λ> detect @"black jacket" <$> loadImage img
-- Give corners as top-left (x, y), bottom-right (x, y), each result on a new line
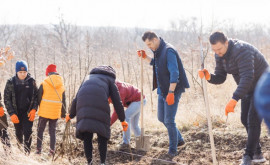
top-left (69, 66), bottom-right (125, 139)
top-left (209, 39), bottom-right (269, 101)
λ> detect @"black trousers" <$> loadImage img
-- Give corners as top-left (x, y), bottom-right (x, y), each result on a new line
top-left (241, 93), bottom-right (262, 158)
top-left (83, 132), bottom-right (108, 164)
top-left (37, 116), bottom-right (58, 152)
top-left (14, 113), bottom-right (33, 153)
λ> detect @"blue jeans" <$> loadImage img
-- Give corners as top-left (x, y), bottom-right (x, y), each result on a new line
top-left (123, 99), bottom-right (146, 144)
top-left (158, 93), bottom-right (183, 153)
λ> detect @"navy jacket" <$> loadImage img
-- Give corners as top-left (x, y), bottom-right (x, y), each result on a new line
top-left (151, 38), bottom-right (189, 96)
top-left (69, 66), bottom-right (125, 139)
top-left (209, 39), bottom-right (269, 101)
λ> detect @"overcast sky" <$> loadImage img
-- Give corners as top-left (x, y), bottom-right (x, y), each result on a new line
top-left (0, 0), bottom-right (269, 29)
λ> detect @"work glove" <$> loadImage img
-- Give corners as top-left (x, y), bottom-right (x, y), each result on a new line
top-left (108, 97), bottom-right (112, 104)
top-left (166, 93), bottom-right (175, 105)
top-left (225, 99), bottom-right (237, 116)
top-left (28, 109), bottom-right (36, 121)
top-left (198, 69), bottom-right (211, 80)
top-left (0, 107), bottom-right (4, 117)
top-left (65, 114), bottom-right (71, 123)
top-left (11, 114), bottom-right (19, 124)
top-left (137, 50), bottom-right (147, 59)
top-left (121, 121), bottom-right (128, 132)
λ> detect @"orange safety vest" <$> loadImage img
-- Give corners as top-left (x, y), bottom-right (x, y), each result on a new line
top-left (38, 75), bottom-right (65, 119)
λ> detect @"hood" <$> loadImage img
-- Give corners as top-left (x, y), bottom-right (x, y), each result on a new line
top-left (44, 75), bottom-right (64, 89)
top-left (90, 65), bottom-right (116, 79)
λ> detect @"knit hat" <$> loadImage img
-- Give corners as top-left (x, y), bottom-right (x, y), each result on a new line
top-left (46, 64), bottom-right (57, 76)
top-left (16, 60), bottom-right (28, 72)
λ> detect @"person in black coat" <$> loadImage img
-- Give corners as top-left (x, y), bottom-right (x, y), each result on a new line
top-left (66, 65), bottom-right (128, 165)
top-left (198, 31), bottom-right (268, 165)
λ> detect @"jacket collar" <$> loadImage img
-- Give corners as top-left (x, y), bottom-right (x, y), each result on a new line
top-left (153, 37), bottom-right (165, 57)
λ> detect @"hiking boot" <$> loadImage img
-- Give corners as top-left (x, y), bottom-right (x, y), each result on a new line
top-left (240, 155), bottom-right (253, 165)
top-left (178, 140), bottom-right (185, 147)
top-left (252, 152), bottom-right (266, 163)
top-left (117, 143), bottom-right (130, 150)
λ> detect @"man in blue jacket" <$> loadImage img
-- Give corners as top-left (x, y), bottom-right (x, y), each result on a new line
top-left (198, 31), bottom-right (268, 165)
top-left (137, 31), bottom-right (190, 156)
top-left (255, 67), bottom-right (270, 131)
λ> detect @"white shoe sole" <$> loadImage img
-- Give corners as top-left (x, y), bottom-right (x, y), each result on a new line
top-left (252, 158), bottom-right (266, 163)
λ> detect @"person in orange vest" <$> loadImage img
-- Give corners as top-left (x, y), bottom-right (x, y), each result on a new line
top-left (36, 64), bottom-right (66, 156)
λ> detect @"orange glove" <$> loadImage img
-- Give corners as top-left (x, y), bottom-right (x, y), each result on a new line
top-left (166, 93), bottom-right (175, 105)
top-left (108, 97), bottom-right (112, 104)
top-left (11, 114), bottom-right (19, 124)
top-left (225, 99), bottom-right (237, 116)
top-left (0, 107), bottom-right (4, 117)
top-left (137, 50), bottom-right (147, 59)
top-left (198, 69), bottom-right (211, 80)
top-left (121, 121), bottom-right (128, 132)
top-left (65, 114), bottom-right (71, 123)
top-left (28, 109), bottom-right (36, 121)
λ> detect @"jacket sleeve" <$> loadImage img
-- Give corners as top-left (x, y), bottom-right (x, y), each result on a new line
top-left (110, 109), bottom-right (118, 126)
top-left (110, 81), bottom-right (125, 122)
top-left (232, 50), bottom-right (255, 101)
top-left (208, 55), bottom-right (227, 84)
top-left (31, 80), bottom-right (39, 111)
top-left (69, 97), bottom-right (77, 119)
top-left (61, 91), bottom-right (66, 118)
top-left (4, 80), bottom-right (16, 116)
top-left (167, 49), bottom-right (179, 83)
top-left (37, 84), bottom-right (43, 106)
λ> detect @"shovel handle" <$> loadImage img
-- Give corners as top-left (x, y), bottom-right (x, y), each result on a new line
top-left (140, 51), bottom-right (144, 135)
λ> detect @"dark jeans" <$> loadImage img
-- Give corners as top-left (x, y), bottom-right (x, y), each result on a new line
top-left (241, 93), bottom-right (262, 158)
top-left (0, 128), bottom-right (10, 148)
top-left (14, 113), bottom-right (33, 153)
top-left (83, 132), bottom-right (108, 164)
top-left (37, 116), bottom-right (58, 152)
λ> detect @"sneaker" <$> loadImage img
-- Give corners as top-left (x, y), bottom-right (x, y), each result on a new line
top-left (117, 143), bottom-right (130, 150)
top-left (48, 149), bottom-right (55, 157)
top-left (178, 140), bottom-right (185, 147)
top-left (252, 152), bottom-right (266, 163)
top-left (167, 150), bottom-right (178, 157)
top-left (240, 155), bottom-right (253, 165)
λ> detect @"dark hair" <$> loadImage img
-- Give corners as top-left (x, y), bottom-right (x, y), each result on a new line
top-left (142, 31), bottom-right (158, 41)
top-left (209, 31), bottom-right (228, 44)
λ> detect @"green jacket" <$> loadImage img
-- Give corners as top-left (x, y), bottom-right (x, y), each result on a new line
top-left (4, 74), bottom-right (38, 116)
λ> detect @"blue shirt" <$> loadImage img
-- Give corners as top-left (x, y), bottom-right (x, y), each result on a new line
top-left (150, 49), bottom-right (179, 94)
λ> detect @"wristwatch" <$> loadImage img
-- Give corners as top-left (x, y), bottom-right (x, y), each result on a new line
top-left (168, 90), bottom-right (174, 93)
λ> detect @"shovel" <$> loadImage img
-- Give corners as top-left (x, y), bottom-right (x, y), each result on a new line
top-left (135, 50), bottom-right (151, 151)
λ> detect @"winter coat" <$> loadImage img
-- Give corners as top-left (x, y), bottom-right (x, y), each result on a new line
top-left (110, 81), bottom-right (144, 125)
top-left (209, 39), bottom-right (269, 101)
top-left (0, 92), bottom-right (8, 130)
top-left (255, 67), bottom-right (270, 129)
top-left (69, 66), bottom-right (125, 139)
top-left (38, 73), bottom-right (66, 119)
top-left (4, 74), bottom-right (38, 116)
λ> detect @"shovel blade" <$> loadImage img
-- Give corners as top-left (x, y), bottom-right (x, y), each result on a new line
top-left (135, 135), bottom-right (151, 151)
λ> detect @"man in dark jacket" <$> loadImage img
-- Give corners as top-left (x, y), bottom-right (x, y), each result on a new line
top-left (66, 65), bottom-right (128, 165)
top-left (4, 60), bottom-right (38, 154)
top-left (137, 31), bottom-right (190, 156)
top-left (198, 31), bottom-right (268, 165)
top-left (0, 92), bottom-right (10, 149)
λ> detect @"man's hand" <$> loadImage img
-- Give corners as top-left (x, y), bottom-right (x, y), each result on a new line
top-left (225, 99), bottom-right (237, 116)
top-left (198, 69), bottom-right (211, 80)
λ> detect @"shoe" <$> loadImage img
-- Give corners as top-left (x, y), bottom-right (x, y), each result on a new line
top-left (35, 149), bottom-right (41, 155)
top-left (252, 152), bottom-right (266, 163)
top-left (167, 150), bottom-right (177, 157)
top-left (178, 140), bottom-right (185, 147)
top-left (48, 149), bottom-right (55, 157)
top-left (117, 143), bottom-right (130, 150)
top-left (240, 155), bottom-right (253, 165)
